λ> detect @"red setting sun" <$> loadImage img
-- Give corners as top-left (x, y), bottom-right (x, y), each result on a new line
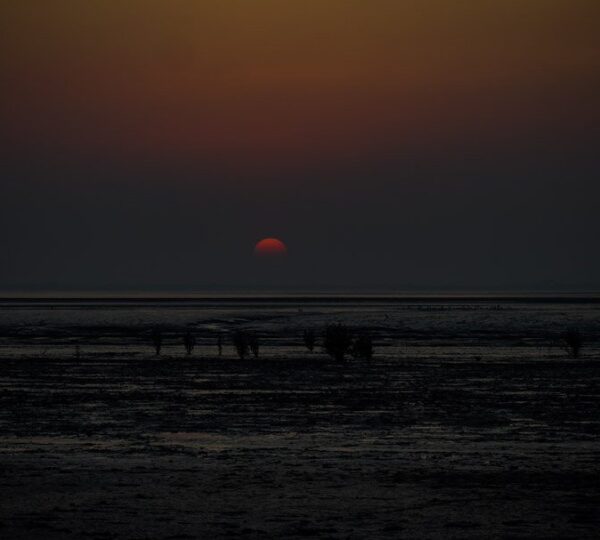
top-left (254, 238), bottom-right (288, 256)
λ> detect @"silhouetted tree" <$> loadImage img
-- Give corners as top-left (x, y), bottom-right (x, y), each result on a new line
top-left (561, 327), bottom-right (583, 358)
top-left (183, 331), bottom-right (196, 355)
top-left (151, 327), bottom-right (163, 356)
top-left (352, 333), bottom-right (373, 360)
top-left (303, 329), bottom-right (316, 352)
top-left (249, 333), bottom-right (260, 358)
top-left (323, 324), bottom-right (353, 361)
top-left (232, 330), bottom-right (249, 359)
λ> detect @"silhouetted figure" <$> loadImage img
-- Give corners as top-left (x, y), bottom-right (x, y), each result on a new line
top-left (151, 327), bottom-right (163, 356)
top-left (561, 327), bottom-right (583, 358)
top-left (183, 331), bottom-right (196, 355)
top-left (303, 329), bottom-right (316, 352)
top-left (323, 324), bottom-right (353, 361)
top-left (352, 333), bottom-right (373, 360)
top-left (232, 330), bottom-right (249, 359)
top-left (217, 334), bottom-right (223, 356)
top-left (249, 333), bottom-right (260, 358)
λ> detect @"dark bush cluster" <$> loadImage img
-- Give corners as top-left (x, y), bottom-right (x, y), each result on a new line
top-left (183, 331), bottom-right (196, 355)
top-left (323, 324), bottom-right (353, 361)
top-left (151, 327), bottom-right (163, 356)
top-left (146, 324), bottom-right (375, 360)
top-left (323, 324), bottom-right (374, 361)
top-left (561, 327), bottom-right (583, 358)
top-left (217, 333), bottom-right (223, 356)
top-left (232, 330), bottom-right (249, 359)
top-left (352, 333), bottom-right (373, 360)
top-left (248, 333), bottom-right (260, 358)
top-left (303, 329), bottom-right (316, 352)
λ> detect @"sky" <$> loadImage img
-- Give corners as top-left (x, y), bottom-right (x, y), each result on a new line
top-left (1, 1), bottom-right (599, 293)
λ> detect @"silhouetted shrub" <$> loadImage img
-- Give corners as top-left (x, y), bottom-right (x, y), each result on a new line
top-left (323, 324), bottom-right (353, 361)
top-left (561, 327), bottom-right (583, 358)
top-left (352, 333), bottom-right (373, 360)
top-left (232, 331), bottom-right (249, 359)
top-left (303, 329), bottom-right (316, 352)
top-left (151, 327), bottom-right (163, 356)
top-left (183, 331), bottom-right (196, 355)
top-left (248, 333), bottom-right (260, 358)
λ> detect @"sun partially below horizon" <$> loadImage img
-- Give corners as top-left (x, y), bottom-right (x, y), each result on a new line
top-left (254, 238), bottom-right (288, 256)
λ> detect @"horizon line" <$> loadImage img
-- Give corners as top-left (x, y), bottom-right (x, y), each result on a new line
top-left (1, 290), bottom-right (600, 304)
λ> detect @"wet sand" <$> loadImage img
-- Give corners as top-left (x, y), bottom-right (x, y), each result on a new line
top-left (2, 353), bottom-right (599, 539)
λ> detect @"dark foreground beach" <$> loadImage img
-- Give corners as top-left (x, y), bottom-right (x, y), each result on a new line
top-left (1, 298), bottom-right (599, 538)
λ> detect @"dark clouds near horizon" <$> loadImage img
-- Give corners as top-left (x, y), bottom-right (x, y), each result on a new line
top-left (1, 1), bottom-right (599, 292)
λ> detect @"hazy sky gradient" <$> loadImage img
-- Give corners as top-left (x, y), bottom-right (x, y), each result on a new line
top-left (1, 1), bottom-right (599, 292)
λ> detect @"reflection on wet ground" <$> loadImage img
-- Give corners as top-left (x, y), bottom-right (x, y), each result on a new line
top-left (1, 355), bottom-right (599, 539)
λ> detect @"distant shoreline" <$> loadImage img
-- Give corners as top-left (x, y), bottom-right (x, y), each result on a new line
top-left (1, 295), bottom-right (600, 305)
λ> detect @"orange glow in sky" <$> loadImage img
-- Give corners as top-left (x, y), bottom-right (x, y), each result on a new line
top-left (2, 1), bottom-right (598, 174)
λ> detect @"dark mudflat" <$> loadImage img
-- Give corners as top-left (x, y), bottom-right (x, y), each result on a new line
top-left (1, 355), bottom-right (599, 539)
